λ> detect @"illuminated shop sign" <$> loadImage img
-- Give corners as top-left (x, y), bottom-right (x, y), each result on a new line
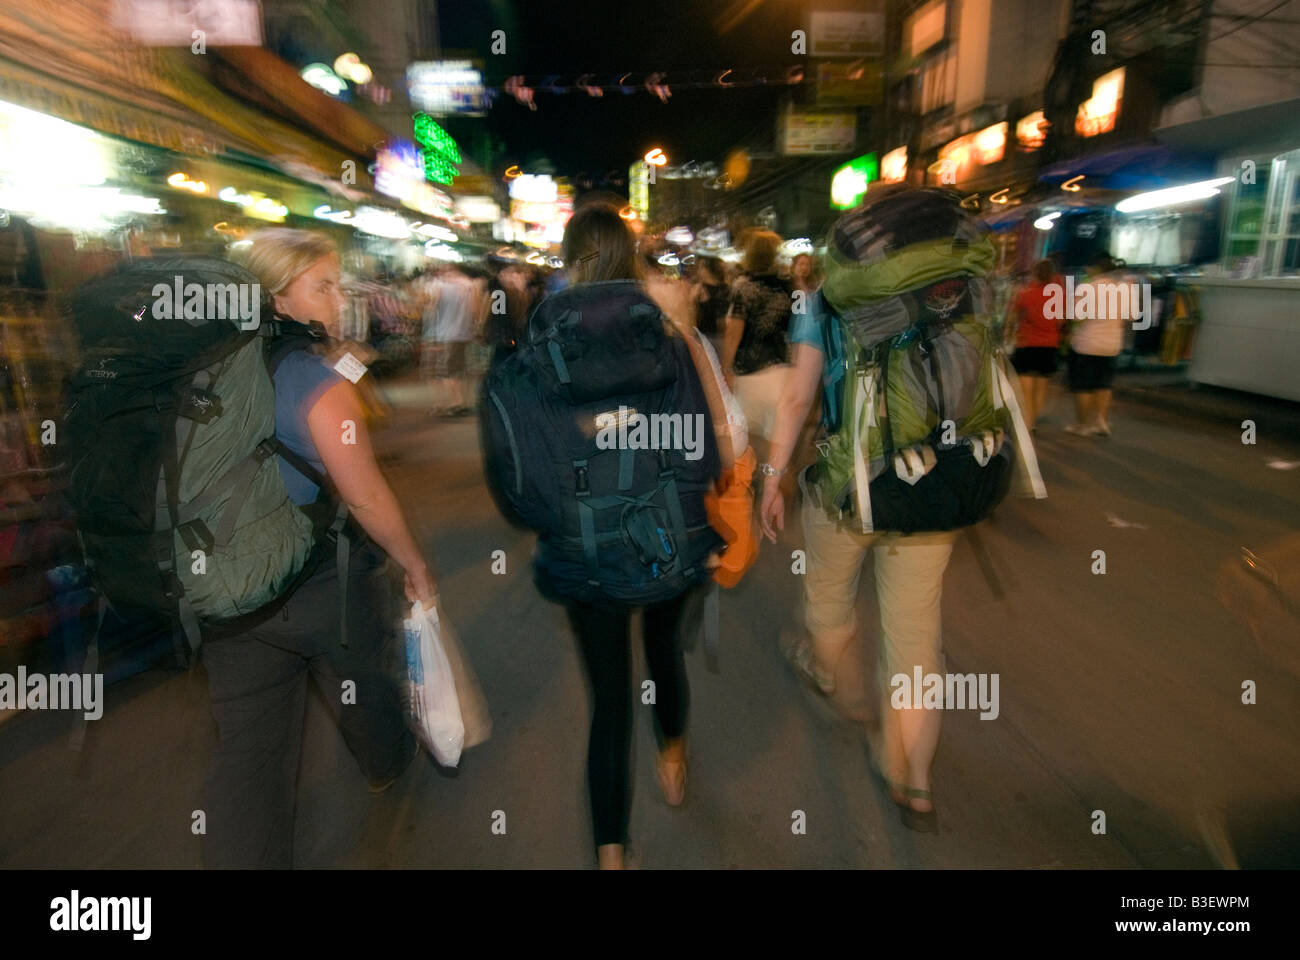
top-left (1016, 111), bottom-right (1048, 151)
top-left (629, 162), bottom-right (650, 220)
top-left (218, 186), bottom-right (288, 221)
top-left (167, 172), bottom-right (209, 194)
top-left (1076, 68), bottom-right (1124, 138)
top-left (880, 146), bottom-right (907, 184)
top-left (375, 141), bottom-right (454, 217)
top-left (408, 60), bottom-right (486, 116)
top-left (936, 122), bottom-right (1007, 184)
top-left (413, 112), bottom-right (462, 185)
top-left (830, 153), bottom-right (878, 209)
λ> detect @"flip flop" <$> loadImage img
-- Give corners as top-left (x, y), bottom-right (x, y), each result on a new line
top-left (899, 787), bottom-right (939, 834)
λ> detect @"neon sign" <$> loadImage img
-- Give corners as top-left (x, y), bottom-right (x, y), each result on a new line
top-left (413, 112), bottom-right (461, 185)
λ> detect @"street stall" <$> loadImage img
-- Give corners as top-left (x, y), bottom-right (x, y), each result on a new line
top-left (1155, 98), bottom-right (1300, 402)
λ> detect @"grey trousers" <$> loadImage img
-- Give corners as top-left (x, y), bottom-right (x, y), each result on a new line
top-left (200, 542), bottom-right (415, 868)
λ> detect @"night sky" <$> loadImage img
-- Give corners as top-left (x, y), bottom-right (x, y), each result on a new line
top-left (436, 0), bottom-right (806, 180)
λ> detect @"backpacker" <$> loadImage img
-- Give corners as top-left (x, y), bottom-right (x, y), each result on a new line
top-left (480, 280), bottom-right (725, 606)
top-left (63, 256), bottom-right (317, 655)
top-left (809, 186), bottom-right (1046, 533)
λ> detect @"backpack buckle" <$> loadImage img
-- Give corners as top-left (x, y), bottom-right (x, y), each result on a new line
top-left (656, 449), bottom-right (674, 478)
top-left (255, 438), bottom-right (279, 461)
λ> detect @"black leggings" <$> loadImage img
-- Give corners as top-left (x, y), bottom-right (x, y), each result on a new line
top-left (565, 591), bottom-right (691, 849)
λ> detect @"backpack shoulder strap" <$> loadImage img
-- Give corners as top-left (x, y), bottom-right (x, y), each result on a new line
top-left (263, 318), bottom-right (328, 377)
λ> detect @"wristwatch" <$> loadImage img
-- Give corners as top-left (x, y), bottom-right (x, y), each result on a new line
top-left (759, 462), bottom-right (786, 478)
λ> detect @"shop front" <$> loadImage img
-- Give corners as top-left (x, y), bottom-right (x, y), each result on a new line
top-left (1156, 100), bottom-right (1300, 401)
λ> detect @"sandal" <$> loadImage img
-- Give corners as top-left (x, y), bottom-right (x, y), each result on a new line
top-left (780, 630), bottom-right (835, 697)
top-left (899, 787), bottom-right (939, 834)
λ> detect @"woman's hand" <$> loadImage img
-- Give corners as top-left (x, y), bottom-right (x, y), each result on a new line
top-left (759, 475), bottom-right (786, 544)
top-left (404, 563), bottom-right (439, 609)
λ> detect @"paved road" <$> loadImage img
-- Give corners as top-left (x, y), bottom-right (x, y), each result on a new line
top-left (2, 380), bottom-right (1298, 869)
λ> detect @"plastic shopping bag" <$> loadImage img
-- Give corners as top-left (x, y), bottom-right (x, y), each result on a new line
top-left (403, 601), bottom-right (465, 767)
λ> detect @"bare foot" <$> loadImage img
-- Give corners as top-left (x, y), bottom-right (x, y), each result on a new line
top-left (656, 738), bottom-right (687, 807)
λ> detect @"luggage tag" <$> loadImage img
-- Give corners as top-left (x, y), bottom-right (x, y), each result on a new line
top-left (333, 351), bottom-right (369, 384)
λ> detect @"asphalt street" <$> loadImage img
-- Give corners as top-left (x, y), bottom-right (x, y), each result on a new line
top-left (2, 378), bottom-right (1297, 869)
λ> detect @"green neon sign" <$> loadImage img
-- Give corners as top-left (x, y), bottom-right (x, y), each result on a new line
top-left (413, 111), bottom-right (462, 187)
top-left (830, 153), bottom-right (879, 210)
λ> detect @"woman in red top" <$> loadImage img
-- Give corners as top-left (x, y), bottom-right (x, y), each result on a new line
top-left (1008, 258), bottom-right (1063, 431)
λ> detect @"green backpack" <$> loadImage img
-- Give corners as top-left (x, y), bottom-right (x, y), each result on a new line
top-left (808, 187), bottom-right (1045, 533)
top-left (64, 256), bottom-right (318, 655)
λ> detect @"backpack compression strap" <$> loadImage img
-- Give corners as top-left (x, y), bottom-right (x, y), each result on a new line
top-left (989, 355), bottom-right (1047, 499)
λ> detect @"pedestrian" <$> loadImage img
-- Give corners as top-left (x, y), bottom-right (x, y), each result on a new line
top-left (480, 202), bottom-right (724, 869)
top-left (424, 265), bottom-right (480, 417)
top-left (1008, 258), bottom-right (1064, 431)
top-left (483, 258), bottom-right (535, 368)
top-left (721, 230), bottom-right (794, 460)
top-left (758, 187), bottom-right (1045, 835)
top-left (205, 228), bottom-right (440, 868)
top-left (1066, 253), bottom-right (1125, 437)
top-left (789, 252), bottom-right (822, 297)
top-left (691, 255), bottom-right (730, 357)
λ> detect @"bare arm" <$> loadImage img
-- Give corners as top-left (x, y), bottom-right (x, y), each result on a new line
top-left (306, 379), bottom-right (437, 605)
top-left (721, 308), bottom-right (743, 386)
top-left (758, 343), bottom-right (824, 542)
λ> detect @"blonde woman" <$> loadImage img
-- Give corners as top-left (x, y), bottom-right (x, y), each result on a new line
top-left (201, 229), bottom-right (438, 868)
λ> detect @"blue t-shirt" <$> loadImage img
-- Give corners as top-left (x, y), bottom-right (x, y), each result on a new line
top-left (789, 290), bottom-right (847, 430)
top-left (272, 350), bottom-right (345, 506)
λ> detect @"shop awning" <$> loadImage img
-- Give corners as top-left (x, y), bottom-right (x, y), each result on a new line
top-left (1154, 97), bottom-right (1300, 155)
top-left (0, 3), bottom-right (379, 189)
top-left (206, 47), bottom-right (391, 161)
top-left (1038, 142), bottom-right (1215, 191)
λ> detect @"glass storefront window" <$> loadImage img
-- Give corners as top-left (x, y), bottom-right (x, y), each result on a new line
top-left (1227, 149), bottom-right (1300, 277)
top-left (1223, 157), bottom-right (1268, 270)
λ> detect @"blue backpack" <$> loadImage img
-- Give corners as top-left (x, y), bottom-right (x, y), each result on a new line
top-left (480, 281), bottom-right (724, 606)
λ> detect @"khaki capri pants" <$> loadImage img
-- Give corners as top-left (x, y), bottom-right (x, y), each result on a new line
top-left (799, 469), bottom-right (957, 706)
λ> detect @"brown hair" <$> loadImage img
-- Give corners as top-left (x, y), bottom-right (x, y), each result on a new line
top-left (1031, 258), bottom-right (1056, 285)
top-left (742, 230), bottom-right (781, 275)
top-left (562, 203), bottom-right (641, 284)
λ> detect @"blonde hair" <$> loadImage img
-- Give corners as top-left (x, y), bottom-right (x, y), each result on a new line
top-left (236, 228), bottom-right (337, 295)
top-left (742, 230), bottom-right (781, 275)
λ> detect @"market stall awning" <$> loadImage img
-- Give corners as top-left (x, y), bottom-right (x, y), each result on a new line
top-left (1038, 142), bottom-right (1215, 191)
top-left (1154, 97), bottom-right (1300, 155)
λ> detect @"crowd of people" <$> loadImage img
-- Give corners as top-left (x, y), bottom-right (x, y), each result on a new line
top-left (63, 186), bottom-right (1075, 869)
